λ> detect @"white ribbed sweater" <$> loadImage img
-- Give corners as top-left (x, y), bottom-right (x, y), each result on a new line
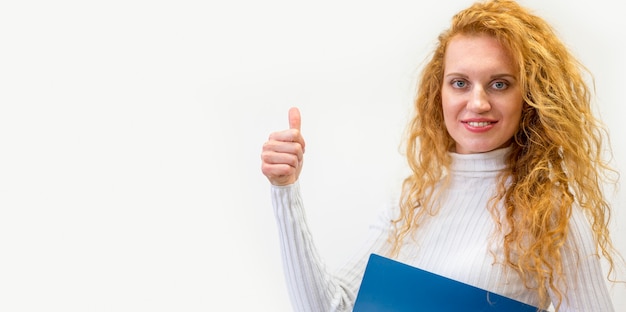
top-left (271, 148), bottom-right (614, 311)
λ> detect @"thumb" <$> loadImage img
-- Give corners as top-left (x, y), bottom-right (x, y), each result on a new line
top-left (288, 107), bottom-right (301, 131)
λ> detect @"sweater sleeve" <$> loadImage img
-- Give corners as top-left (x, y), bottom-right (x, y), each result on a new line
top-left (551, 206), bottom-right (615, 311)
top-left (271, 182), bottom-right (394, 312)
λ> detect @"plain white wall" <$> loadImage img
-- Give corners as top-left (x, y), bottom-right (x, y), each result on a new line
top-left (0, 0), bottom-right (623, 311)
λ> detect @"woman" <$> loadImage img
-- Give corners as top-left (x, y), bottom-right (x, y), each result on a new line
top-left (261, 0), bottom-right (619, 311)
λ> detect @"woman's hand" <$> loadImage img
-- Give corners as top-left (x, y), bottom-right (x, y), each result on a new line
top-left (261, 107), bottom-right (306, 186)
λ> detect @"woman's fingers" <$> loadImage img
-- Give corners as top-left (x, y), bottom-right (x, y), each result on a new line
top-left (261, 107), bottom-right (306, 186)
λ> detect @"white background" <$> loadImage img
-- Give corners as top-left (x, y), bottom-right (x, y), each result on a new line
top-left (0, 0), bottom-right (624, 311)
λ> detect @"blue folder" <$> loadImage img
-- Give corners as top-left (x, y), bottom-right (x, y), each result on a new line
top-left (353, 253), bottom-right (546, 311)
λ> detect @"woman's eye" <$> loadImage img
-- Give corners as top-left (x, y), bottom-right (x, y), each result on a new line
top-left (452, 80), bottom-right (466, 88)
top-left (492, 81), bottom-right (508, 90)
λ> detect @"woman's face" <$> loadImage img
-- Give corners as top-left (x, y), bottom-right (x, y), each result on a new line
top-left (441, 34), bottom-right (523, 154)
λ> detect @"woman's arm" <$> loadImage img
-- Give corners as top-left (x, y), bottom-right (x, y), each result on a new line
top-left (552, 206), bottom-right (615, 311)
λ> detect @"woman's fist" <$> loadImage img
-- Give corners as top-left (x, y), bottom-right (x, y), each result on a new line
top-left (261, 107), bottom-right (306, 186)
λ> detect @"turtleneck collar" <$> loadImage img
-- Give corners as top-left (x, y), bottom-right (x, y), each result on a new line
top-left (449, 146), bottom-right (511, 174)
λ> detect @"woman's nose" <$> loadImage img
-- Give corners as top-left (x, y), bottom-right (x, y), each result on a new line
top-left (467, 86), bottom-right (491, 113)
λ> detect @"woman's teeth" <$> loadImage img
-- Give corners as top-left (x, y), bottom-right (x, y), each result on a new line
top-left (467, 121), bottom-right (492, 127)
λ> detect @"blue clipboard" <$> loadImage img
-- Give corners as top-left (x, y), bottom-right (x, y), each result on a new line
top-left (353, 253), bottom-right (546, 312)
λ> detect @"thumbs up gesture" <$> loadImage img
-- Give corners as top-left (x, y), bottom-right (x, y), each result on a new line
top-left (261, 107), bottom-right (306, 186)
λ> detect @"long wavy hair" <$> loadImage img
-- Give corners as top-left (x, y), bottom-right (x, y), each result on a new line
top-left (392, 0), bottom-right (619, 309)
